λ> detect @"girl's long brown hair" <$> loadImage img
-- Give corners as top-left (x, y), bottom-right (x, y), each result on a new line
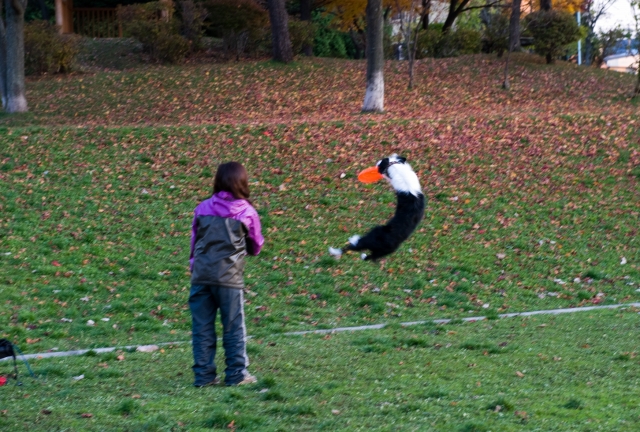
top-left (213, 161), bottom-right (251, 202)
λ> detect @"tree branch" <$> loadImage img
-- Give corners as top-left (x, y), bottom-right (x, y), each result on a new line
top-left (11, 0), bottom-right (28, 15)
top-left (461, 0), bottom-right (502, 13)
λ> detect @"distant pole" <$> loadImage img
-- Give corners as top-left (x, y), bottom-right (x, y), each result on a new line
top-left (577, 12), bottom-right (582, 65)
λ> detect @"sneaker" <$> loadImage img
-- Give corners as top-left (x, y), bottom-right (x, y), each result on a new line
top-left (194, 376), bottom-right (221, 387)
top-left (228, 374), bottom-right (257, 386)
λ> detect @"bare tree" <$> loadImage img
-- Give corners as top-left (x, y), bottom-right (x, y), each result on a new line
top-left (583, 0), bottom-right (617, 66)
top-left (362, 0), bottom-right (384, 112)
top-left (503, 0), bottom-right (522, 90)
top-left (396, 0), bottom-right (422, 89)
top-left (442, 0), bottom-right (501, 33)
top-left (267, 0), bottom-right (294, 63)
top-left (1, 0), bottom-right (28, 113)
top-left (631, 0), bottom-right (640, 98)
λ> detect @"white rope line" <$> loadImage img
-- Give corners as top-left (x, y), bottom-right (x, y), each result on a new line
top-left (3, 302), bottom-right (639, 362)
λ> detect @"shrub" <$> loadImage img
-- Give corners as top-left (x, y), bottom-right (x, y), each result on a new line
top-left (288, 18), bottom-right (316, 56)
top-left (417, 24), bottom-right (482, 58)
top-left (416, 26), bottom-right (443, 59)
top-left (118, 1), bottom-right (190, 63)
top-left (203, 0), bottom-right (269, 58)
top-left (482, 11), bottom-right (509, 56)
top-left (24, 20), bottom-right (79, 75)
top-left (451, 28), bottom-right (482, 55)
top-left (312, 11), bottom-right (352, 58)
top-left (525, 10), bottom-right (580, 64)
top-left (177, 0), bottom-right (208, 51)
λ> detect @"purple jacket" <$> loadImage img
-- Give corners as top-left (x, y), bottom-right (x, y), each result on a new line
top-left (190, 191), bottom-right (264, 271)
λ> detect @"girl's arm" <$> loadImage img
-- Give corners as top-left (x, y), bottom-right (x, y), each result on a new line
top-left (189, 213), bottom-right (197, 270)
top-left (245, 210), bottom-right (264, 256)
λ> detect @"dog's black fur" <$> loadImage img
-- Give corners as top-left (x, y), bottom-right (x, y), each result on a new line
top-left (330, 155), bottom-right (425, 261)
top-left (344, 192), bottom-right (425, 261)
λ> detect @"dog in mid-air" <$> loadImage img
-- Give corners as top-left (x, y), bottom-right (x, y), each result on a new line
top-left (329, 154), bottom-right (425, 261)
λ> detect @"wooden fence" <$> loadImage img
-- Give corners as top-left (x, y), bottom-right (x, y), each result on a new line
top-left (73, 7), bottom-right (122, 38)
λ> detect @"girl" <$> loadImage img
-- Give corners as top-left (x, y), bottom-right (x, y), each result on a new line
top-left (189, 162), bottom-right (264, 387)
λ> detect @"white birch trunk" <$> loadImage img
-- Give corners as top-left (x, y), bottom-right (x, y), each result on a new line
top-left (362, 70), bottom-right (384, 112)
top-left (362, 0), bottom-right (384, 113)
top-left (1, 0), bottom-right (28, 113)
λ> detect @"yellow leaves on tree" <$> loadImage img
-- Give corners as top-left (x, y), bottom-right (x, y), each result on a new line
top-left (522, 0), bottom-right (584, 13)
top-left (552, 0), bottom-right (583, 13)
top-left (323, 0), bottom-right (415, 31)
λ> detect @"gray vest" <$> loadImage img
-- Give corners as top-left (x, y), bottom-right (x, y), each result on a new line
top-left (191, 216), bottom-right (247, 289)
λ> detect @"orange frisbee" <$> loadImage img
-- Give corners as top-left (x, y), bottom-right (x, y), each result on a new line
top-left (358, 166), bottom-right (384, 183)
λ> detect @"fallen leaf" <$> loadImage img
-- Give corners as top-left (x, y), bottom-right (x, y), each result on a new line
top-left (80, 413), bottom-right (93, 418)
top-left (515, 371), bottom-right (525, 378)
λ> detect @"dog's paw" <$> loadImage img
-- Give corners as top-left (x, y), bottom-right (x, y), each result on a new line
top-left (328, 247), bottom-right (342, 258)
top-left (360, 253), bottom-right (367, 260)
top-left (348, 235), bottom-right (361, 246)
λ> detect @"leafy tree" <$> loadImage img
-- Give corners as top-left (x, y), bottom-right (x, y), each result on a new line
top-left (1, 0), bottom-right (29, 113)
top-left (525, 9), bottom-right (580, 64)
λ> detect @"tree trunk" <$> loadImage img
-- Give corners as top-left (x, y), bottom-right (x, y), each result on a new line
top-left (300, 0), bottom-right (312, 56)
top-left (421, 0), bottom-right (431, 29)
top-left (350, 30), bottom-right (362, 59)
top-left (584, 28), bottom-right (594, 66)
top-left (508, 0), bottom-right (521, 52)
top-left (362, 0), bottom-right (384, 112)
top-left (442, 0), bottom-right (471, 33)
top-left (36, 0), bottom-right (50, 21)
top-left (634, 60), bottom-right (640, 99)
top-left (0, 2), bottom-right (7, 109)
top-left (1, 0), bottom-right (28, 113)
top-left (540, 0), bottom-right (551, 11)
top-left (502, 48), bottom-right (511, 90)
top-left (267, 0), bottom-right (293, 63)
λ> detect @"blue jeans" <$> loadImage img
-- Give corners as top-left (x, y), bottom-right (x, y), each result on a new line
top-left (189, 285), bottom-right (250, 386)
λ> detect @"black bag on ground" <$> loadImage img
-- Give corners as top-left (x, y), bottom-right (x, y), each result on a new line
top-left (0, 338), bottom-right (19, 382)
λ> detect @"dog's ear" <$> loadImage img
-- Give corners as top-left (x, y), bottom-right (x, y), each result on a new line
top-left (377, 158), bottom-right (390, 174)
top-left (398, 156), bottom-right (407, 164)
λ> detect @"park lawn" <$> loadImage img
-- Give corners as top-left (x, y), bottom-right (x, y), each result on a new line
top-left (2, 309), bottom-right (640, 431)
top-left (0, 54), bottom-right (636, 128)
top-left (1, 113), bottom-right (639, 353)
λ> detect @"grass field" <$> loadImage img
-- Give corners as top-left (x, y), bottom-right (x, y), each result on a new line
top-left (2, 310), bottom-right (640, 431)
top-left (1, 52), bottom-right (639, 430)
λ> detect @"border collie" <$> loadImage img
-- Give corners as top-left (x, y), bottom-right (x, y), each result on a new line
top-left (329, 155), bottom-right (425, 261)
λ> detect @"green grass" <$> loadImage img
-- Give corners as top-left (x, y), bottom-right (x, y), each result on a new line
top-left (1, 117), bottom-right (638, 353)
top-left (2, 310), bottom-right (640, 430)
top-left (1, 53), bottom-right (639, 430)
